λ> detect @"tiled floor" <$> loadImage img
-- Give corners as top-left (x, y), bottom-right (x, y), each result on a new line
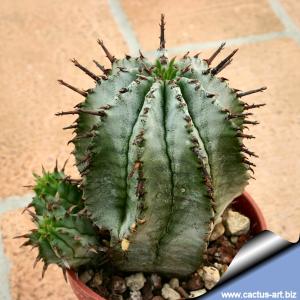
top-left (0, 0), bottom-right (299, 299)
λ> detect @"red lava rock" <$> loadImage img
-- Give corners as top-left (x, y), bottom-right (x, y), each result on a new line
top-left (186, 274), bottom-right (204, 291)
top-left (206, 234), bottom-right (241, 265)
top-left (236, 234), bottom-right (250, 249)
top-left (96, 285), bottom-right (109, 298)
top-left (224, 245), bottom-right (236, 256)
top-left (216, 236), bottom-right (233, 248)
top-left (142, 280), bottom-right (154, 300)
top-left (215, 251), bottom-right (233, 265)
top-left (150, 274), bottom-right (162, 290)
top-left (175, 286), bottom-right (190, 298)
top-left (216, 244), bottom-right (237, 264)
top-left (181, 281), bottom-right (187, 290)
top-left (206, 246), bottom-right (218, 256)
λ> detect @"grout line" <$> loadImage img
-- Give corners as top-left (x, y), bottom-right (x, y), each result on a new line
top-left (0, 194), bottom-right (34, 299)
top-left (0, 234), bottom-right (12, 300)
top-left (108, 0), bottom-right (141, 55)
top-left (268, 0), bottom-right (300, 44)
top-left (107, 0), bottom-right (299, 58)
top-left (144, 31), bottom-right (287, 56)
top-left (0, 194), bottom-right (33, 215)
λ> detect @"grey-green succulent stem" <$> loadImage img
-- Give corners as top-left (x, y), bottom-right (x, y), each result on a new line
top-left (21, 18), bottom-right (266, 279)
top-left (72, 50), bottom-right (254, 275)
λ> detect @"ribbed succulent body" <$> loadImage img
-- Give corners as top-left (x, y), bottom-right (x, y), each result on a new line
top-left (71, 56), bottom-right (250, 275)
top-left (67, 28), bottom-right (262, 276)
top-left (21, 15), bottom-right (265, 278)
top-left (20, 168), bottom-right (102, 275)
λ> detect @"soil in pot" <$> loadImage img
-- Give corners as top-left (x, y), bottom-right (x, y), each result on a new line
top-left (75, 205), bottom-right (253, 300)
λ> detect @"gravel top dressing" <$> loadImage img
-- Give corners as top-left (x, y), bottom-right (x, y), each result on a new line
top-left (78, 208), bottom-right (251, 300)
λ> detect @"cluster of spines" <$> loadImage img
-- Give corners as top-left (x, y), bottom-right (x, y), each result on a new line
top-left (178, 46), bottom-right (266, 180)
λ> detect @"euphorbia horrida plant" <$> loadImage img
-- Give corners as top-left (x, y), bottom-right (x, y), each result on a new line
top-left (19, 15), bottom-right (266, 277)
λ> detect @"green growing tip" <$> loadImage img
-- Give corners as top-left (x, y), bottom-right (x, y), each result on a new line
top-left (153, 57), bottom-right (178, 80)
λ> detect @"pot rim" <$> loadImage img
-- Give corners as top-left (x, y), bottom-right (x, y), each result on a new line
top-left (68, 270), bottom-right (103, 300)
top-left (233, 191), bottom-right (267, 232)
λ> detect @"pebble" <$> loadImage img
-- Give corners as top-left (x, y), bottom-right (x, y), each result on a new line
top-left (126, 273), bottom-right (146, 291)
top-left (224, 210), bottom-right (250, 236)
top-left (215, 216), bottom-right (223, 225)
top-left (161, 284), bottom-right (181, 300)
top-left (213, 263), bottom-right (228, 274)
top-left (186, 274), bottom-right (204, 291)
top-left (90, 272), bottom-right (103, 287)
top-left (231, 236), bottom-right (239, 244)
top-left (169, 278), bottom-right (180, 289)
top-left (189, 289), bottom-right (207, 298)
top-left (210, 223), bottom-right (225, 241)
top-left (111, 294), bottom-right (123, 300)
top-left (111, 276), bottom-right (127, 294)
top-left (220, 265), bottom-right (228, 274)
top-left (202, 266), bottom-right (220, 290)
top-left (213, 263), bottom-right (223, 270)
top-left (79, 269), bottom-right (94, 284)
top-left (150, 273), bottom-right (162, 289)
top-left (196, 268), bottom-right (203, 277)
top-left (152, 297), bottom-right (164, 300)
top-left (129, 291), bottom-right (143, 300)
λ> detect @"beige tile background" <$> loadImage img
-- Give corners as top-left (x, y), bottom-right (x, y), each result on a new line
top-left (0, 0), bottom-right (299, 299)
